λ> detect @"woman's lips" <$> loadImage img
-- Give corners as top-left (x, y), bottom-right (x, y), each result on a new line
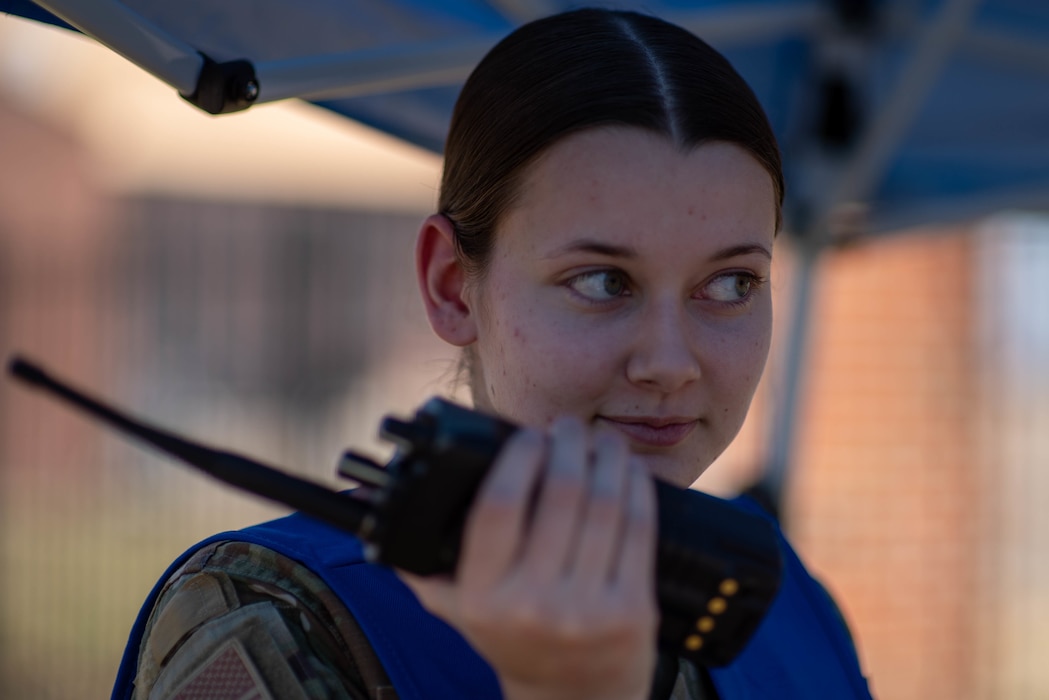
top-left (597, 416), bottom-right (698, 448)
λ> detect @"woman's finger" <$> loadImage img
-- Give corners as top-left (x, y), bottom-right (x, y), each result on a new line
top-left (519, 415), bottom-right (589, 582)
top-left (567, 429), bottom-right (631, 592)
top-left (456, 427), bottom-right (547, 588)
top-left (615, 458), bottom-right (657, 600)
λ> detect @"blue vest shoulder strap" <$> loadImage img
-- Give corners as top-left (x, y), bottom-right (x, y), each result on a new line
top-left (708, 498), bottom-right (873, 698)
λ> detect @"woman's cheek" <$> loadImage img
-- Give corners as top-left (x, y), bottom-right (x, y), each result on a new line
top-left (710, 316), bottom-right (771, 427)
top-left (511, 326), bottom-right (617, 422)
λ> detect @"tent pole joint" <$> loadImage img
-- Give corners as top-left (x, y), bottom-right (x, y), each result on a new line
top-left (181, 54), bottom-right (259, 115)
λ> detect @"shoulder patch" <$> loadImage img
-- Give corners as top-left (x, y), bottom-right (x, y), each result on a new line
top-left (168, 638), bottom-right (272, 700)
top-left (147, 604), bottom-right (316, 700)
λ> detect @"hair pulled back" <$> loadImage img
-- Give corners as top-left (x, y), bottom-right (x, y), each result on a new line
top-left (439, 8), bottom-right (784, 279)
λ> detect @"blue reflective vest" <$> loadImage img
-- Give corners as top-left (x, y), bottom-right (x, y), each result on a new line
top-left (113, 497), bottom-right (872, 699)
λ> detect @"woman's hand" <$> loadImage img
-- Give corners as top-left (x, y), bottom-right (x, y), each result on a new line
top-left (399, 416), bottom-right (658, 700)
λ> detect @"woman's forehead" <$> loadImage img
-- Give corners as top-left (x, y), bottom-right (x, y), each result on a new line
top-left (498, 127), bottom-right (777, 258)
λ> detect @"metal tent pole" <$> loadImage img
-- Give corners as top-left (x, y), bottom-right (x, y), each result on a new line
top-left (32, 0), bottom-right (202, 94)
top-left (758, 0), bottom-right (982, 517)
top-left (762, 236), bottom-right (822, 515)
top-left (255, 3), bottom-right (825, 104)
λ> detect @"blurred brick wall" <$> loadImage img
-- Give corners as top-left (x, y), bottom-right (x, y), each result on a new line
top-left (0, 99), bottom-right (115, 485)
top-left (788, 231), bottom-right (980, 700)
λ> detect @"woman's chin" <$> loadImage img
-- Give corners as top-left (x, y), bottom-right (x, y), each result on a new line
top-left (634, 451), bottom-right (707, 489)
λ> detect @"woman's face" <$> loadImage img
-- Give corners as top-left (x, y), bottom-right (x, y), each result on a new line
top-left (465, 127), bottom-right (776, 487)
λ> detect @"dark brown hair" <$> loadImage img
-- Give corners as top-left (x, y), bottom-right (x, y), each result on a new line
top-left (439, 8), bottom-right (784, 279)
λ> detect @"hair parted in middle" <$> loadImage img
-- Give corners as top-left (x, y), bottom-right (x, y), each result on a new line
top-left (438, 8), bottom-right (784, 281)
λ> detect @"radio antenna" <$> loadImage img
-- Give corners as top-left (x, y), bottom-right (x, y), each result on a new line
top-left (7, 356), bottom-right (370, 534)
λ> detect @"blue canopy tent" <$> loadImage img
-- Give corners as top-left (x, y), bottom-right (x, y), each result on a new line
top-left (4, 0), bottom-right (1049, 510)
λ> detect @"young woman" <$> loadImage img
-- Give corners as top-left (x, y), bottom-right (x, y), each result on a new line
top-left (114, 9), bottom-right (872, 700)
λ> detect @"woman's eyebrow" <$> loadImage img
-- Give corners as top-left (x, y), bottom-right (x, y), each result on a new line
top-left (709, 243), bottom-right (772, 262)
top-left (544, 240), bottom-right (772, 261)
top-left (543, 239), bottom-right (638, 259)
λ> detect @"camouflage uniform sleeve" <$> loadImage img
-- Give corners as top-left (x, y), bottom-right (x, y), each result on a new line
top-left (132, 540), bottom-right (399, 700)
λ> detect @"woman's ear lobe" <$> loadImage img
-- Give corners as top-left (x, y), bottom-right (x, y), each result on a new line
top-left (416, 214), bottom-right (478, 347)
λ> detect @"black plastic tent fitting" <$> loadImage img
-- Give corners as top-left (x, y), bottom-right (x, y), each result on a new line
top-left (818, 72), bottom-right (862, 149)
top-left (180, 53), bottom-right (259, 115)
top-left (832, 0), bottom-right (876, 31)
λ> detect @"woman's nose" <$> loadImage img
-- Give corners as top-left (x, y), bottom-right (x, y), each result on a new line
top-left (625, 302), bottom-right (701, 393)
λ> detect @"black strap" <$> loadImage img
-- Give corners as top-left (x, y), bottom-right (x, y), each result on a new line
top-left (650, 653), bottom-right (680, 700)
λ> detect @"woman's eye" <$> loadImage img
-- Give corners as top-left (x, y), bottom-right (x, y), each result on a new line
top-left (705, 273), bottom-right (758, 302)
top-left (567, 270), bottom-right (630, 301)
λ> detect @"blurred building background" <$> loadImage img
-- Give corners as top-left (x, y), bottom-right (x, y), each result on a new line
top-left (1, 14), bottom-right (1047, 700)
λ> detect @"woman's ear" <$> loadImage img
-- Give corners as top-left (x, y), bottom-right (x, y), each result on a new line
top-left (416, 214), bottom-right (478, 347)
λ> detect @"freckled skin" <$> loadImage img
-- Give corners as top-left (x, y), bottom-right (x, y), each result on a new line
top-left (466, 127), bottom-right (777, 487)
